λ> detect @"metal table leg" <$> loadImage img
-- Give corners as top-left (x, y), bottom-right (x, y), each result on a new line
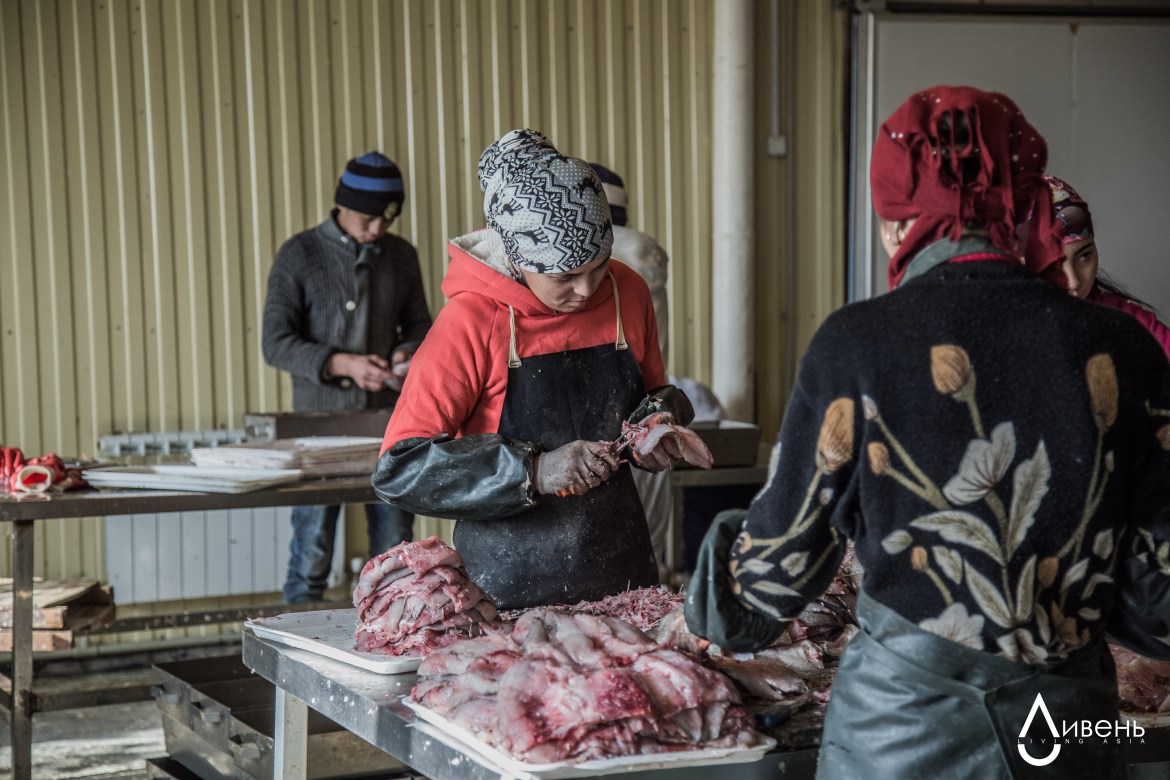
top-left (11, 519), bottom-right (34, 780)
top-left (668, 483), bottom-right (685, 573)
top-left (273, 688), bottom-right (308, 779)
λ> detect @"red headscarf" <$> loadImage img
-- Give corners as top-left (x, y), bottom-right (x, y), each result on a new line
top-left (1017, 174), bottom-right (1094, 273)
top-left (871, 86), bottom-right (1061, 288)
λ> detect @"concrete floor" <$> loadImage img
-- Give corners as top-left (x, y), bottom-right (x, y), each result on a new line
top-left (0, 642), bottom-right (240, 779)
top-left (0, 699), bottom-right (165, 779)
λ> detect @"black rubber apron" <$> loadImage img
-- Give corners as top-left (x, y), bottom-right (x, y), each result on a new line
top-left (817, 591), bottom-right (1124, 780)
top-left (453, 274), bottom-right (659, 610)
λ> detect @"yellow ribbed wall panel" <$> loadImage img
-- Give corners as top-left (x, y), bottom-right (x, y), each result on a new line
top-left (0, 0), bottom-right (847, 583)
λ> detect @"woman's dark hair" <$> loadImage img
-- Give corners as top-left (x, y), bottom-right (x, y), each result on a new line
top-left (1095, 270), bottom-right (1160, 315)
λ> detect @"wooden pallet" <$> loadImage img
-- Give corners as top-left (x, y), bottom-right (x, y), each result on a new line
top-left (0, 578), bottom-right (115, 650)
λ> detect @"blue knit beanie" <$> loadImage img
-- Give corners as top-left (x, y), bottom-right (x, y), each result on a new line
top-left (589, 163), bottom-right (628, 227)
top-left (335, 151), bottom-right (405, 218)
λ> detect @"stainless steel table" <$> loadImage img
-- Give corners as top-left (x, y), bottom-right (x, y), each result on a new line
top-left (242, 630), bottom-right (819, 779)
top-left (0, 476), bottom-right (377, 780)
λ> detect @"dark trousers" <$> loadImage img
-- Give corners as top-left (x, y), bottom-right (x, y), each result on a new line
top-left (282, 502), bottom-right (413, 604)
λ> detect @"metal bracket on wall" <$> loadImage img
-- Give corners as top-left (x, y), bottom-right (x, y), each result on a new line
top-left (766, 134), bottom-right (789, 157)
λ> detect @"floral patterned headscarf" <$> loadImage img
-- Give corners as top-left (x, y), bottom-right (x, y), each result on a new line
top-left (871, 86), bottom-right (1059, 288)
top-left (1044, 175), bottom-right (1094, 243)
top-left (1017, 175), bottom-right (1095, 270)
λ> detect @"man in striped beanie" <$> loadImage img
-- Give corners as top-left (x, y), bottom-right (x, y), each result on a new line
top-left (334, 151), bottom-right (406, 239)
top-left (263, 150), bottom-right (432, 604)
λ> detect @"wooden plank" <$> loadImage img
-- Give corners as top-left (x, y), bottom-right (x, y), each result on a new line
top-left (0, 578), bottom-right (110, 608)
top-left (64, 603), bottom-right (114, 631)
top-left (0, 605), bottom-right (69, 630)
top-left (0, 603), bottom-right (114, 631)
top-left (0, 629), bottom-right (73, 652)
top-left (0, 577), bottom-right (113, 630)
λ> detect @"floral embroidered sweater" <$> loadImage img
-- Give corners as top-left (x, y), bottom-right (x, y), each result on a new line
top-left (730, 258), bottom-right (1170, 664)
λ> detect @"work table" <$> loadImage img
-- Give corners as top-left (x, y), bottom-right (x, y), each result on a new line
top-left (242, 629), bottom-right (819, 779)
top-left (0, 476), bottom-right (377, 780)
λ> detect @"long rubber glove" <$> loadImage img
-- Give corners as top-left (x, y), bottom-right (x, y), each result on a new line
top-left (629, 385), bottom-right (696, 427)
top-left (373, 433), bottom-right (540, 521)
top-left (1106, 530), bottom-right (1170, 661)
top-left (685, 509), bottom-right (787, 653)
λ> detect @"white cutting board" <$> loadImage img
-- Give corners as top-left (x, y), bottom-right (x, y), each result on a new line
top-left (191, 437), bottom-right (380, 462)
top-left (82, 465), bottom-right (303, 493)
top-left (246, 608), bottom-right (422, 675)
top-left (403, 699), bottom-right (776, 780)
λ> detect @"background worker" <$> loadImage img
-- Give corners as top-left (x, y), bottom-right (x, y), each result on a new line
top-left (263, 150), bottom-right (432, 604)
top-left (374, 130), bottom-right (694, 610)
top-left (590, 162), bottom-right (676, 569)
top-left (1021, 173), bottom-right (1170, 359)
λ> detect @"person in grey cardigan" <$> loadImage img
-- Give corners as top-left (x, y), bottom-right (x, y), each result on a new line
top-left (263, 150), bottom-right (432, 604)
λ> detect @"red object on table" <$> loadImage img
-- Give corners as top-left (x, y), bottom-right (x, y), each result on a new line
top-left (1, 447), bottom-right (27, 492)
top-left (0, 449), bottom-right (87, 494)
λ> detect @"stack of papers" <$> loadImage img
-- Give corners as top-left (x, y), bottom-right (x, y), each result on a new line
top-left (82, 465), bottom-right (303, 494)
top-left (189, 436), bottom-right (381, 477)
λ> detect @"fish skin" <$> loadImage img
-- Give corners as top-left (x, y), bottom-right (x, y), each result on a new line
top-left (618, 414), bottom-right (715, 470)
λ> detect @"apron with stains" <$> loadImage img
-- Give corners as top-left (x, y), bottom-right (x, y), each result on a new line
top-left (817, 591), bottom-right (1124, 780)
top-left (453, 273), bottom-right (659, 609)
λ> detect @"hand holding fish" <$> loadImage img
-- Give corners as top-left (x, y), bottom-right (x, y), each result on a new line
top-left (535, 440), bottom-right (621, 497)
top-left (613, 411), bottom-right (714, 471)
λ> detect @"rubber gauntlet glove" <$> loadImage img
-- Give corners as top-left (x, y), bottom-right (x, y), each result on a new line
top-left (534, 440), bottom-right (620, 497)
top-left (685, 509), bottom-right (787, 652)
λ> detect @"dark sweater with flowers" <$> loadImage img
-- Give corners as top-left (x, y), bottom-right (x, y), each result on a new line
top-left (729, 258), bottom-right (1170, 664)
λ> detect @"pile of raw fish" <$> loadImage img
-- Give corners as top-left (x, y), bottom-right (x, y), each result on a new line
top-left (1110, 644), bottom-right (1170, 714)
top-left (411, 608), bottom-right (757, 762)
top-left (650, 549), bottom-right (863, 747)
top-left (352, 536), bottom-right (496, 657)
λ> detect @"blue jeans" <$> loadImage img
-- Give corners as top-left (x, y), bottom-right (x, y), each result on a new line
top-left (282, 502), bottom-right (414, 604)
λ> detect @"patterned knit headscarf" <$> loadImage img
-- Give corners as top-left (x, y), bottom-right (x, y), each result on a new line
top-left (1044, 175), bottom-right (1094, 243)
top-left (1017, 175), bottom-right (1095, 276)
top-left (871, 86), bottom-right (1059, 288)
top-left (478, 129), bottom-right (613, 274)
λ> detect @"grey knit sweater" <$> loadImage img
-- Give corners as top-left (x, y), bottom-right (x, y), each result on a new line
top-left (262, 213), bottom-right (432, 411)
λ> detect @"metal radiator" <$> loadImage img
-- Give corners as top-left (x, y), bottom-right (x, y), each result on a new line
top-left (99, 429), bottom-right (347, 604)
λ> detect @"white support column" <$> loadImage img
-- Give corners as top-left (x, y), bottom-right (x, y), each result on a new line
top-left (711, 0), bottom-right (757, 422)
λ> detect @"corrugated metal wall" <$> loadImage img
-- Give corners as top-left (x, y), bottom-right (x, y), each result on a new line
top-left (0, 0), bottom-right (848, 583)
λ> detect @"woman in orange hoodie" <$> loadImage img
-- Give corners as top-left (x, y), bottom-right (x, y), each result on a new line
top-left (373, 129), bottom-right (694, 609)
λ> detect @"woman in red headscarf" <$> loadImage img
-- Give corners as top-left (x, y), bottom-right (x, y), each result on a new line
top-left (1021, 174), bottom-right (1170, 360)
top-left (685, 86), bottom-right (1170, 779)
